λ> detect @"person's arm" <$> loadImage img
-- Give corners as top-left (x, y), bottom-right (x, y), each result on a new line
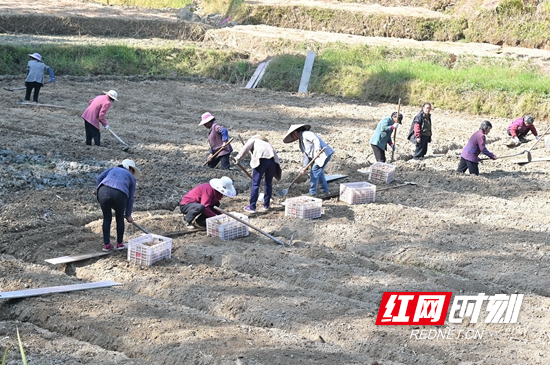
top-left (530, 124), bottom-right (538, 137)
top-left (235, 139), bottom-right (254, 161)
top-left (220, 127), bottom-right (229, 142)
top-left (98, 102), bottom-right (111, 128)
top-left (125, 179), bottom-right (136, 218)
top-left (45, 65), bottom-right (55, 82)
top-left (479, 135), bottom-right (496, 159)
top-left (96, 168), bottom-right (110, 187)
top-left (413, 116), bottom-right (422, 139)
top-left (199, 187), bottom-right (218, 218)
top-left (509, 122), bottom-right (519, 138)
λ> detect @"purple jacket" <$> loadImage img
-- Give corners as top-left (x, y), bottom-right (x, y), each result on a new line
top-left (180, 183), bottom-right (223, 218)
top-left (461, 129), bottom-right (495, 163)
top-left (208, 123), bottom-right (232, 156)
top-left (81, 94), bottom-right (112, 129)
top-left (96, 167), bottom-right (136, 216)
top-left (507, 118), bottom-right (538, 138)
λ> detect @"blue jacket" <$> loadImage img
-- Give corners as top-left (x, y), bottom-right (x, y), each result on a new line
top-left (370, 116), bottom-right (395, 150)
top-left (26, 60), bottom-right (55, 84)
top-left (96, 167), bottom-right (136, 216)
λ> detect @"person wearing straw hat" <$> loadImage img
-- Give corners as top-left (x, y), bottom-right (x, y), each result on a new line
top-left (24, 53), bottom-right (55, 103)
top-left (81, 90), bottom-right (118, 146)
top-left (234, 135), bottom-right (282, 212)
top-left (283, 124), bottom-right (334, 196)
top-left (370, 112), bottom-right (403, 163)
top-left (179, 176), bottom-right (237, 230)
top-left (199, 112), bottom-right (233, 170)
top-left (96, 159), bottom-right (141, 252)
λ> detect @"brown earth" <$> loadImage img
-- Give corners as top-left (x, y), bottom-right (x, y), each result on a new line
top-left (1, 1), bottom-right (550, 365)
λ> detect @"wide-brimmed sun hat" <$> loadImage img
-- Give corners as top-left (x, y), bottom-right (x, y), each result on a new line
top-left (28, 53), bottom-right (42, 61)
top-left (103, 90), bottom-right (118, 101)
top-left (199, 112), bottom-right (216, 126)
top-left (210, 176), bottom-right (236, 197)
top-left (122, 159), bottom-right (141, 179)
top-left (283, 124), bottom-right (311, 143)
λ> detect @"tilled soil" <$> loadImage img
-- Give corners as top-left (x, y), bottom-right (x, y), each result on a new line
top-left (1, 1), bottom-right (550, 364)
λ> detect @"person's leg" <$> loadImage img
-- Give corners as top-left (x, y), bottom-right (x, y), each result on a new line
top-left (84, 120), bottom-right (93, 145)
top-left (466, 160), bottom-right (480, 175)
top-left (180, 203), bottom-right (205, 225)
top-left (207, 155), bottom-right (221, 169)
top-left (421, 139), bottom-right (429, 157)
top-left (24, 82), bottom-right (32, 101)
top-left (317, 155), bottom-right (332, 193)
top-left (97, 186), bottom-right (115, 246)
top-left (110, 189), bottom-right (128, 245)
top-left (413, 141), bottom-right (424, 159)
top-left (371, 144), bottom-right (385, 163)
top-left (249, 166), bottom-right (265, 211)
top-left (262, 159), bottom-right (277, 208)
top-left (457, 158), bottom-right (468, 173)
top-left (219, 154), bottom-right (230, 170)
top-left (90, 125), bottom-right (101, 146)
top-left (32, 83), bottom-right (42, 103)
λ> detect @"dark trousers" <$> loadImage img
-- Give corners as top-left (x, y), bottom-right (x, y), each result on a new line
top-left (179, 202), bottom-right (219, 227)
top-left (414, 138), bottom-right (430, 159)
top-left (207, 154), bottom-right (230, 170)
top-left (250, 158), bottom-right (277, 210)
top-left (457, 157), bottom-right (479, 175)
top-left (84, 120), bottom-right (101, 146)
top-left (25, 81), bottom-right (42, 102)
top-left (97, 185), bottom-right (128, 244)
top-left (371, 144), bottom-right (386, 163)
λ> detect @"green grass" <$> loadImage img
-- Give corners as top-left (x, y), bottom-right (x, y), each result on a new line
top-left (92, 0), bottom-right (191, 8)
top-left (3, 42), bottom-right (550, 118)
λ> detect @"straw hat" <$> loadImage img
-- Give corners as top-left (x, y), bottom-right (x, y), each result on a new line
top-left (251, 134), bottom-right (269, 142)
top-left (210, 176), bottom-right (236, 197)
top-left (28, 53), bottom-right (42, 61)
top-left (103, 90), bottom-right (118, 101)
top-left (122, 159), bottom-right (141, 179)
top-left (283, 124), bottom-right (310, 143)
top-left (199, 112), bottom-right (215, 126)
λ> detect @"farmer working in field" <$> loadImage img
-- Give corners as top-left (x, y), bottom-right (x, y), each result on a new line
top-left (179, 176), bottom-right (236, 230)
top-left (24, 53), bottom-right (55, 103)
top-left (506, 115), bottom-right (539, 147)
top-left (234, 135), bottom-right (282, 213)
top-left (81, 90), bottom-right (118, 146)
top-left (283, 124), bottom-right (334, 196)
top-left (200, 112), bottom-right (233, 170)
top-left (96, 159), bottom-right (141, 252)
top-left (370, 112), bottom-right (403, 163)
top-left (457, 121), bottom-right (497, 176)
top-left (407, 102), bottom-right (433, 160)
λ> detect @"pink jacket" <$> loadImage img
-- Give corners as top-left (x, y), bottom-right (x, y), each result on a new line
top-left (507, 117), bottom-right (537, 138)
top-left (81, 94), bottom-right (112, 129)
top-left (179, 183), bottom-right (223, 218)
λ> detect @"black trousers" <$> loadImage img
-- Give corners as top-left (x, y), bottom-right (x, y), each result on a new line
top-left (457, 157), bottom-right (479, 175)
top-left (25, 81), bottom-right (42, 102)
top-left (180, 202), bottom-right (220, 226)
top-left (414, 138), bottom-right (430, 159)
top-left (371, 144), bottom-right (387, 163)
top-left (84, 119), bottom-right (101, 146)
top-left (97, 185), bottom-right (128, 244)
top-left (207, 154), bottom-right (230, 170)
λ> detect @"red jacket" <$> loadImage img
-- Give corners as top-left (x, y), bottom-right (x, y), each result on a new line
top-left (180, 183), bottom-right (223, 218)
top-left (507, 117), bottom-right (537, 138)
top-left (81, 94), bottom-right (112, 129)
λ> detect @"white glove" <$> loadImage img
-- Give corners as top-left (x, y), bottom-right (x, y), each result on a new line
top-left (512, 136), bottom-right (519, 144)
top-left (392, 123), bottom-right (399, 129)
top-left (105, 125), bottom-right (110, 130)
top-left (536, 136), bottom-right (541, 140)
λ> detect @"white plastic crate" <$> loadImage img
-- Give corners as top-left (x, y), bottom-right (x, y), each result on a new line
top-left (545, 135), bottom-right (550, 148)
top-left (127, 234), bottom-right (172, 266)
top-left (206, 212), bottom-right (250, 240)
top-left (285, 196), bottom-right (322, 219)
top-left (369, 162), bottom-right (396, 184)
top-left (340, 182), bottom-right (376, 204)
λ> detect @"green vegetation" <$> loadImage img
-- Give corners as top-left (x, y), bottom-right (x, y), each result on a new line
top-left (92, 0), bottom-right (191, 8)
top-left (2, 41), bottom-right (550, 117)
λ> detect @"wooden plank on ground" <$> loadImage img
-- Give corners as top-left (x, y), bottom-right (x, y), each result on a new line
top-left (45, 252), bottom-right (109, 265)
top-left (0, 281), bottom-right (121, 300)
top-left (245, 62), bottom-right (266, 89)
top-left (298, 51), bottom-right (316, 93)
top-left (326, 174), bottom-right (348, 182)
top-left (17, 101), bottom-right (66, 108)
top-left (252, 59), bottom-right (271, 89)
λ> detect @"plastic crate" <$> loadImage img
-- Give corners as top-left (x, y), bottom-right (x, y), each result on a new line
top-left (340, 182), bottom-right (376, 204)
top-left (545, 135), bottom-right (550, 148)
top-left (369, 162), bottom-right (396, 184)
top-left (285, 196), bottom-right (322, 219)
top-left (206, 212), bottom-right (250, 241)
top-left (127, 234), bottom-right (172, 266)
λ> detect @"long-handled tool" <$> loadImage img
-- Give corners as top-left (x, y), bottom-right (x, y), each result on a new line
top-left (214, 206), bottom-right (288, 247)
top-left (4, 86), bottom-right (26, 92)
top-left (203, 137), bottom-right (234, 166)
top-left (377, 181), bottom-right (417, 192)
top-left (108, 128), bottom-right (130, 152)
top-left (390, 98), bottom-right (402, 163)
top-left (514, 125), bottom-right (550, 165)
top-left (132, 221), bottom-right (150, 234)
top-left (480, 149), bottom-right (531, 162)
top-left (276, 147), bottom-right (327, 197)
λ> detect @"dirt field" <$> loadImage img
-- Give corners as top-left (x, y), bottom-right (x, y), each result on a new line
top-left (1, 1), bottom-right (550, 364)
